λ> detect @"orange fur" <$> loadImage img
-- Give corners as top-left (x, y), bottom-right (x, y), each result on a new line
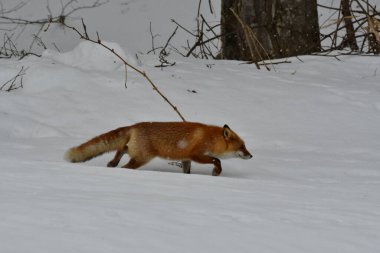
top-left (64, 122), bottom-right (252, 176)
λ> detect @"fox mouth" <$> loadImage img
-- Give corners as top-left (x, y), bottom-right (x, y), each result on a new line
top-left (237, 151), bottom-right (253, 159)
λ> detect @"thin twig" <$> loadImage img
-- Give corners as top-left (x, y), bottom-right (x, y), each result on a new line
top-left (155, 26), bottom-right (178, 68)
top-left (149, 22), bottom-right (157, 55)
top-left (171, 19), bottom-right (195, 37)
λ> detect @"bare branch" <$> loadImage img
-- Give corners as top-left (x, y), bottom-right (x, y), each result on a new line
top-left (63, 0), bottom-right (109, 17)
top-left (50, 20), bottom-right (186, 122)
top-left (318, 0), bottom-right (380, 54)
top-left (0, 1), bottom-right (27, 15)
top-left (0, 0), bottom-right (110, 57)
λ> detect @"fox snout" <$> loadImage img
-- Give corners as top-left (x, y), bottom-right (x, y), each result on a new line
top-left (237, 146), bottom-right (253, 159)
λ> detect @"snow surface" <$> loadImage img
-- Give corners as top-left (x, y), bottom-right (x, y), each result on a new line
top-left (1, 1), bottom-right (380, 253)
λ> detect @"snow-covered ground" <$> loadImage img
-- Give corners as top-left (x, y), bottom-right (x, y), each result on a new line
top-left (1, 1), bottom-right (380, 252)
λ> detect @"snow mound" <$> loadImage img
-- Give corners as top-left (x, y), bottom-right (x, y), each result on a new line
top-left (42, 41), bottom-right (137, 71)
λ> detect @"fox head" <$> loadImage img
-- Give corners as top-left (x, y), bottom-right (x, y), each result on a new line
top-left (220, 124), bottom-right (253, 160)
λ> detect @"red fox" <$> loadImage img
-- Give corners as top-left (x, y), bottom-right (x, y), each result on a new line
top-left (64, 122), bottom-right (252, 176)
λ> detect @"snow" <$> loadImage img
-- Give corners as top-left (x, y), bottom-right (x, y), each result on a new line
top-left (1, 0), bottom-right (380, 252)
top-left (42, 41), bottom-right (137, 72)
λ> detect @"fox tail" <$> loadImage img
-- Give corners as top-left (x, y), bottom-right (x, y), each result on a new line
top-left (64, 127), bottom-right (129, 163)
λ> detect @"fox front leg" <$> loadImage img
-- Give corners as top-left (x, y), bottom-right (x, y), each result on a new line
top-left (182, 160), bottom-right (191, 174)
top-left (191, 156), bottom-right (222, 176)
top-left (211, 158), bottom-right (222, 176)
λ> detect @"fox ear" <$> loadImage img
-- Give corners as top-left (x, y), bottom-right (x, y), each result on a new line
top-left (223, 124), bottom-right (231, 139)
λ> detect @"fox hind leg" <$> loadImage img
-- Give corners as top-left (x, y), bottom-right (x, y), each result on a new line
top-left (107, 145), bottom-right (128, 167)
top-left (122, 156), bottom-right (151, 169)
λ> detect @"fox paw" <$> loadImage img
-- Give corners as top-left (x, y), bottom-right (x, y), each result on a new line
top-left (182, 161), bottom-right (191, 174)
top-left (107, 161), bottom-right (118, 167)
top-left (212, 168), bottom-right (222, 176)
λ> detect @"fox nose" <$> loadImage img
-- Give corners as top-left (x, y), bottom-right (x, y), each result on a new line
top-left (242, 152), bottom-right (253, 159)
top-left (245, 149), bottom-right (253, 159)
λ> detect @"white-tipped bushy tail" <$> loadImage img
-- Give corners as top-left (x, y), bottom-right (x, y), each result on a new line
top-left (64, 127), bottom-right (130, 163)
top-left (64, 147), bottom-right (89, 163)
top-left (64, 148), bottom-right (75, 162)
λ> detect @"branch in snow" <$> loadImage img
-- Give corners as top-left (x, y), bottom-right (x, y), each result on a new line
top-left (155, 26), bottom-right (178, 69)
top-left (0, 66), bottom-right (27, 92)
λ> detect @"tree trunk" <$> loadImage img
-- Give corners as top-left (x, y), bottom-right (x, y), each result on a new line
top-left (221, 0), bottom-right (321, 61)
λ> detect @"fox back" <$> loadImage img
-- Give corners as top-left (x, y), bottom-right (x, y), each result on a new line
top-left (126, 122), bottom-right (251, 160)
